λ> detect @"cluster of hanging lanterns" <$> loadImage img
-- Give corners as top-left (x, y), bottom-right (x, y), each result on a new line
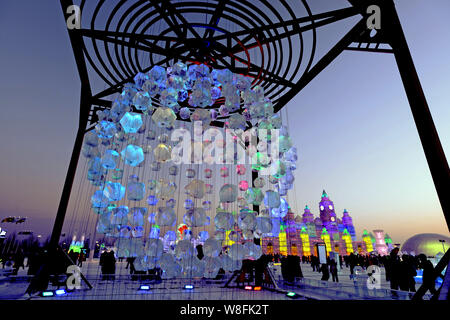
top-left (83, 61), bottom-right (298, 278)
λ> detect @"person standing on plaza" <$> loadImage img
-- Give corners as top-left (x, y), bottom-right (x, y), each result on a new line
top-left (418, 254), bottom-right (440, 295)
top-left (330, 259), bottom-right (339, 282)
top-left (321, 263), bottom-right (330, 281)
top-left (389, 248), bottom-right (401, 291)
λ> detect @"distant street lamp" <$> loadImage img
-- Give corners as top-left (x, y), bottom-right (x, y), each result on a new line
top-left (439, 239), bottom-right (446, 253)
top-left (0, 227), bottom-right (6, 238)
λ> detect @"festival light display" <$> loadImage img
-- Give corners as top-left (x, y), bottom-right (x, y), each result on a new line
top-left (300, 227), bottom-right (311, 256)
top-left (84, 63), bottom-right (299, 277)
top-left (342, 229), bottom-right (354, 254)
top-left (278, 231), bottom-right (288, 256)
top-left (362, 230), bottom-right (374, 253)
top-left (373, 229), bottom-right (388, 255)
top-left (321, 228), bottom-right (332, 256)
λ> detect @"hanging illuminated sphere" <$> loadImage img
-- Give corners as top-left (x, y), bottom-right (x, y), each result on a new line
top-left (148, 226), bottom-right (160, 239)
top-left (121, 145), bottom-right (144, 167)
top-left (153, 143), bottom-right (172, 162)
top-left (219, 184), bottom-right (238, 203)
top-left (145, 238), bottom-right (164, 258)
top-left (237, 197), bottom-right (247, 208)
top-left (184, 199), bottom-right (194, 210)
top-left (101, 149), bottom-right (119, 170)
top-left (129, 207), bottom-right (147, 227)
top-left (152, 107), bottom-right (177, 129)
top-left (253, 177), bottom-right (265, 188)
top-left (236, 165), bottom-right (246, 175)
top-left (146, 129), bottom-right (157, 140)
top-left (185, 179), bottom-right (205, 199)
top-left (203, 238), bottom-right (222, 257)
top-left (110, 206), bottom-right (129, 225)
top-left (103, 182), bottom-right (125, 201)
top-left (198, 231), bottom-right (209, 242)
top-left (270, 160), bottom-right (287, 178)
top-left (168, 165), bottom-right (178, 176)
top-left (228, 231), bottom-right (241, 242)
top-left (238, 210), bottom-right (257, 231)
top-left (186, 168), bottom-right (196, 178)
top-left (166, 198), bottom-right (176, 208)
top-left (119, 112), bottom-right (143, 134)
top-left (155, 207), bottom-right (176, 226)
top-left (204, 169), bottom-right (212, 178)
top-left (95, 121), bottom-right (117, 139)
top-left (205, 183), bottom-right (213, 194)
top-left (186, 207), bottom-right (208, 227)
top-left (238, 180), bottom-right (249, 192)
top-left (255, 216), bottom-right (273, 234)
top-left (202, 200), bottom-right (212, 211)
top-left (244, 188), bottom-right (264, 205)
top-left (179, 107), bottom-right (191, 119)
top-left (264, 190), bottom-right (281, 208)
top-left (91, 190), bottom-right (109, 208)
top-left (175, 239), bottom-right (196, 260)
top-left (228, 243), bottom-right (246, 261)
top-left (164, 231), bottom-right (177, 242)
top-left (243, 230), bottom-right (254, 240)
top-left (220, 167), bottom-right (229, 177)
top-left (214, 211), bottom-right (234, 230)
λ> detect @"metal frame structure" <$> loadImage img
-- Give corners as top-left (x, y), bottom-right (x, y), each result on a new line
top-left (42, 0), bottom-right (450, 296)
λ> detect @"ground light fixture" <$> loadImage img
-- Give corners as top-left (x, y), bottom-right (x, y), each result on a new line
top-left (55, 289), bottom-right (67, 296)
top-left (40, 291), bottom-right (54, 297)
top-left (184, 285), bottom-right (194, 290)
top-left (40, 289), bottom-right (68, 297)
top-left (139, 285), bottom-right (151, 291)
top-left (244, 285), bottom-right (262, 291)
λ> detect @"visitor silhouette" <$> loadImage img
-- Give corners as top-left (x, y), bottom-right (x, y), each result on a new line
top-left (418, 254), bottom-right (438, 295)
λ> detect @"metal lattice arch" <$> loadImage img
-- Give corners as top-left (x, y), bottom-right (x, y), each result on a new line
top-left (31, 0), bottom-right (449, 299)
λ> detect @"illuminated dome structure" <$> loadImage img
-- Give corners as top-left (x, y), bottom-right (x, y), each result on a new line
top-left (401, 233), bottom-right (450, 257)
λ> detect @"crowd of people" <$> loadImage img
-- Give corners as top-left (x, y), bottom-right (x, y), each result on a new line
top-left (296, 248), bottom-right (441, 295)
top-left (0, 249), bottom-right (26, 275)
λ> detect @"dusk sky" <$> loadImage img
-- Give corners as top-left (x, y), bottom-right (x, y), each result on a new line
top-left (0, 0), bottom-right (449, 244)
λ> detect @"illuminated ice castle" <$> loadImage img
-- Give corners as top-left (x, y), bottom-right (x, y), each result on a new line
top-left (261, 190), bottom-right (389, 257)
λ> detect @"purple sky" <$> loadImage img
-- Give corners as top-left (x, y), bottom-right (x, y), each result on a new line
top-left (0, 0), bottom-right (449, 244)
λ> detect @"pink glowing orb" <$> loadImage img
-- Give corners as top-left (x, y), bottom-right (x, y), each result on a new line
top-left (236, 164), bottom-right (246, 175)
top-left (239, 180), bottom-right (249, 191)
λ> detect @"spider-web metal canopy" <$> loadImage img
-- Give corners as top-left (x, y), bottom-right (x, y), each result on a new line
top-left (64, 0), bottom-right (391, 129)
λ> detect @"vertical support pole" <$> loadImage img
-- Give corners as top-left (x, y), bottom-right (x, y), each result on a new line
top-left (252, 169), bottom-right (260, 247)
top-left (53, 0), bottom-right (93, 250)
top-left (389, 3), bottom-right (450, 231)
top-left (48, 125), bottom-right (86, 251)
top-left (26, 94), bottom-right (90, 294)
top-left (252, 170), bottom-right (259, 214)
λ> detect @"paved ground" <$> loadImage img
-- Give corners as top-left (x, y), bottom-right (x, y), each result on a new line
top-left (0, 260), bottom-right (431, 300)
